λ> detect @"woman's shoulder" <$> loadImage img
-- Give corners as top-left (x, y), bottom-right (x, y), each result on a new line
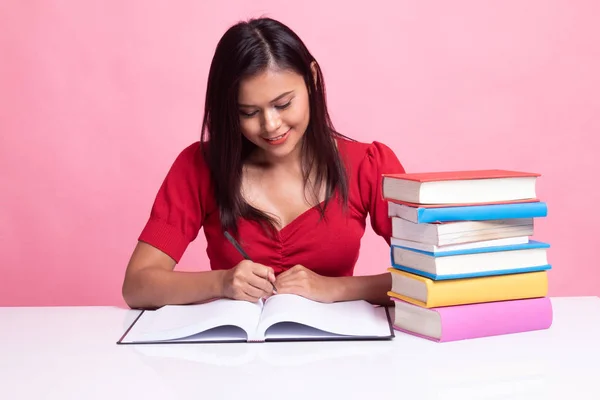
top-left (335, 135), bottom-right (401, 170)
top-left (169, 141), bottom-right (211, 172)
top-left (173, 140), bottom-right (204, 161)
top-left (160, 141), bottom-right (214, 193)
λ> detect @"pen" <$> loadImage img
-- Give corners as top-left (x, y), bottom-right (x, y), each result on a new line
top-left (224, 231), bottom-right (277, 294)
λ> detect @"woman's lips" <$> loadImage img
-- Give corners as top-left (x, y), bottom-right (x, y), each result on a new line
top-left (263, 129), bottom-right (291, 145)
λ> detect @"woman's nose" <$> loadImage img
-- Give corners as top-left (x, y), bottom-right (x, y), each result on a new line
top-left (262, 109), bottom-right (282, 133)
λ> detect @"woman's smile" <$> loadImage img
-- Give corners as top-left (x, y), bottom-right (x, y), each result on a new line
top-left (262, 129), bottom-right (291, 145)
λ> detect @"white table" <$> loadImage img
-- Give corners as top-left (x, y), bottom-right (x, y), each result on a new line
top-left (1, 296), bottom-right (599, 400)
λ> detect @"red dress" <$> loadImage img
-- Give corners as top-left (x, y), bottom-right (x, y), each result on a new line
top-left (138, 137), bottom-right (405, 277)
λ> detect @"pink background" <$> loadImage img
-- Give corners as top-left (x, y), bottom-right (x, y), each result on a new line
top-left (1, 1), bottom-right (599, 306)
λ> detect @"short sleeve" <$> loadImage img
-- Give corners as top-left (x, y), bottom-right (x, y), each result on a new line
top-left (138, 142), bottom-right (209, 263)
top-left (358, 141), bottom-right (405, 244)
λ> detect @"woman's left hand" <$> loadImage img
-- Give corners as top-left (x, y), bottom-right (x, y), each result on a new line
top-left (274, 265), bottom-right (337, 303)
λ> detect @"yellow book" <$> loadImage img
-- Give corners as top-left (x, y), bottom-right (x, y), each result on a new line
top-left (387, 268), bottom-right (548, 308)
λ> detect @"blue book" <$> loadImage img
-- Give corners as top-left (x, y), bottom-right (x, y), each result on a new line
top-left (390, 240), bottom-right (552, 280)
top-left (388, 201), bottom-right (547, 224)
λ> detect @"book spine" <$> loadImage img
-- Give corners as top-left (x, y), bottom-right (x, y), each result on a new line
top-left (437, 297), bottom-right (553, 342)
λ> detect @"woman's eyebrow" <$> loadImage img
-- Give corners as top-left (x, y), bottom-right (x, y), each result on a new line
top-left (238, 91), bottom-right (294, 107)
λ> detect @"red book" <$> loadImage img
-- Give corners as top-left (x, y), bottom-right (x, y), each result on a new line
top-left (382, 169), bottom-right (540, 206)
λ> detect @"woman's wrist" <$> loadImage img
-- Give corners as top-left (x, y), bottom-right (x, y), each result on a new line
top-left (211, 269), bottom-right (227, 299)
top-left (326, 273), bottom-right (392, 304)
top-left (328, 276), bottom-right (349, 302)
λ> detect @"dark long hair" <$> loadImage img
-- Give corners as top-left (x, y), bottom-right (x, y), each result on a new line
top-left (200, 17), bottom-right (350, 235)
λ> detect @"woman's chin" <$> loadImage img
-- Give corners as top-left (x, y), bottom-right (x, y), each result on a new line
top-left (256, 136), bottom-right (302, 161)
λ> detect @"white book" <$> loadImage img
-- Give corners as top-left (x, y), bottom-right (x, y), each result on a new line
top-left (390, 236), bottom-right (530, 254)
top-left (117, 294), bottom-right (393, 344)
top-left (382, 170), bottom-right (538, 205)
top-left (391, 240), bottom-right (550, 279)
top-left (391, 217), bottom-right (534, 246)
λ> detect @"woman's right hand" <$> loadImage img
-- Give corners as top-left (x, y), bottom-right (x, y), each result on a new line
top-left (220, 260), bottom-right (277, 302)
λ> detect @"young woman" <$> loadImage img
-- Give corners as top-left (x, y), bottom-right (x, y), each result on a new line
top-left (122, 17), bottom-right (405, 309)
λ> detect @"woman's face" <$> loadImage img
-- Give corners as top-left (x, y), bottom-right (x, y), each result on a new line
top-left (237, 67), bottom-right (310, 162)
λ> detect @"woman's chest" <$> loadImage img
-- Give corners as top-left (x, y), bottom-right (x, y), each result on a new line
top-left (202, 201), bottom-right (367, 277)
top-left (241, 166), bottom-right (326, 231)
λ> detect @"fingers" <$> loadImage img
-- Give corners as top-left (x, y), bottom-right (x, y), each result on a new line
top-left (273, 266), bottom-right (302, 293)
top-left (276, 269), bottom-right (291, 280)
top-left (275, 265), bottom-right (304, 284)
top-left (252, 264), bottom-right (276, 283)
top-left (242, 284), bottom-right (268, 301)
top-left (230, 280), bottom-right (270, 303)
top-left (250, 263), bottom-right (276, 293)
top-left (250, 263), bottom-right (276, 292)
top-left (236, 293), bottom-right (263, 303)
top-left (227, 261), bottom-right (276, 302)
top-left (275, 264), bottom-right (301, 280)
top-left (246, 272), bottom-right (276, 296)
top-left (273, 265), bottom-right (326, 301)
top-left (273, 282), bottom-right (304, 297)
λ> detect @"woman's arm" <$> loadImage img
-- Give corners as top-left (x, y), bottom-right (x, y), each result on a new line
top-left (122, 242), bottom-right (226, 309)
top-left (274, 265), bottom-right (392, 305)
top-left (122, 241), bottom-right (278, 309)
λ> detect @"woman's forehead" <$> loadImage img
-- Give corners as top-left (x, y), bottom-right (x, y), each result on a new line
top-left (238, 68), bottom-right (305, 104)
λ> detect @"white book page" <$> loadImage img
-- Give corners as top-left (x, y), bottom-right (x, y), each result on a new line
top-left (164, 326), bottom-right (251, 343)
top-left (122, 298), bottom-right (263, 343)
top-left (255, 294), bottom-right (391, 340)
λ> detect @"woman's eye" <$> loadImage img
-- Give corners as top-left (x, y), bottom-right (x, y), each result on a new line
top-left (239, 101), bottom-right (291, 117)
top-left (275, 101), bottom-right (292, 110)
top-left (239, 110), bottom-right (258, 118)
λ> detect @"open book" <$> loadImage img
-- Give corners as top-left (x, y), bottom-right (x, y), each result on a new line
top-left (117, 294), bottom-right (394, 344)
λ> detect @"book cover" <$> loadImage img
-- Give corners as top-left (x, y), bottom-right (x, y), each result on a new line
top-left (391, 297), bottom-right (553, 342)
top-left (390, 263), bottom-right (552, 281)
top-left (383, 169), bottom-right (540, 182)
top-left (382, 170), bottom-right (540, 205)
top-left (393, 239), bottom-right (549, 257)
top-left (388, 201), bottom-right (548, 223)
top-left (390, 240), bottom-right (551, 280)
top-left (391, 216), bottom-right (535, 247)
top-left (387, 268), bottom-right (548, 308)
top-left (386, 198), bottom-right (540, 208)
top-left (390, 236), bottom-right (530, 254)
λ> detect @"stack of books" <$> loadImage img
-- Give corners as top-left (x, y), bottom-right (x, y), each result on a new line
top-left (381, 169), bottom-right (553, 342)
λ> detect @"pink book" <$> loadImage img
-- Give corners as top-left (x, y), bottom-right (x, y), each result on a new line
top-left (391, 297), bottom-right (553, 342)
